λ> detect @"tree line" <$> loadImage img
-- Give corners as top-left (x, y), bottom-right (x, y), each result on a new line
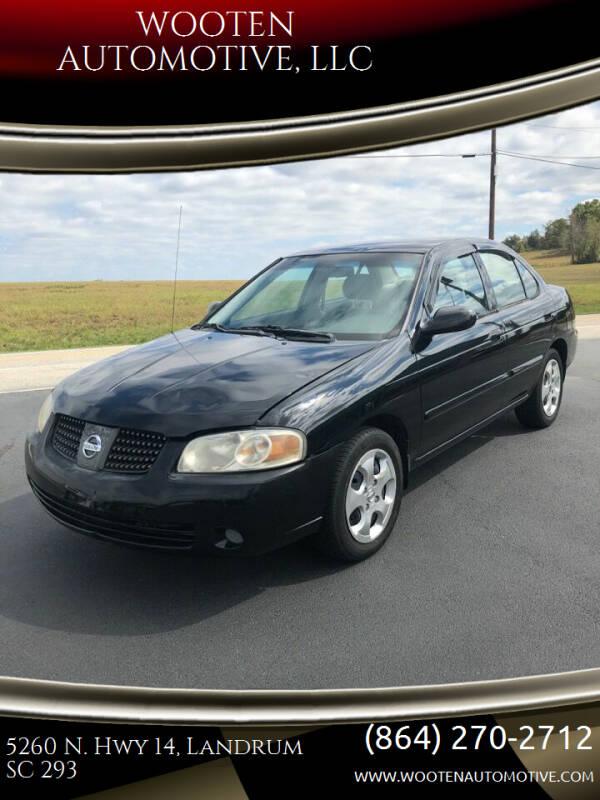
top-left (502, 199), bottom-right (600, 263)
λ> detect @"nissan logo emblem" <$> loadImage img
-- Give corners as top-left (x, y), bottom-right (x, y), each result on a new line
top-left (82, 434), bottom-right (102, 459)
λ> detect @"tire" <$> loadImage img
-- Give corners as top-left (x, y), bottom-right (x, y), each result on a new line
top-left (315, 427), bottom-right (403, 562)
top-left (515, 348), bottom-right (564, 429)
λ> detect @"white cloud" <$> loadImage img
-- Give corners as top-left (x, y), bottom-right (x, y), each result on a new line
top-left (2, 101), bottom-right (600, 281)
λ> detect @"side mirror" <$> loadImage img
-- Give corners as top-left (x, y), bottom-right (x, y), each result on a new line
top-left (421, 305), bottom-right (477, 336)
top-left (414, 306), bottom-right (477, 351)
top-left (205, 300), bottom-right (223, 318)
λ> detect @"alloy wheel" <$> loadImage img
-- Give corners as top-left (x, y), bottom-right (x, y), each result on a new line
top-left (345, 448), bottom-right (397, 543)
top-left (542, 357), bottom-right (561, 417)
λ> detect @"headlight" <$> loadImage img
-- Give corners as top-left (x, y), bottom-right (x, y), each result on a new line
top-left (36, 392), bottom-right (54, 433)
top-left (177, 428), bottom-right (306, 473)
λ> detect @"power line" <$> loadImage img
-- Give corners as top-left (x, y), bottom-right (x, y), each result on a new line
top-left (500, 149), bottom-right (600, 159)
top-left (498, 151), bottom-right (600, 170)
top-left (351, 153), bottom-right (489, 158)
top-left (352, 150), bottom-right (600, 161)
top-left (526, 123), bottom-right (600, 131)
top-left (349, 137), bottom-right (600, 238)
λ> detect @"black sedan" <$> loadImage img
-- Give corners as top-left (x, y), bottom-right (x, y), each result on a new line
top-left (25, 238), bottom-right (577, 561)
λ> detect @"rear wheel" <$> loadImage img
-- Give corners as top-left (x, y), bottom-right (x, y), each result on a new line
top-left (515, 348), bottom-right (564, 429)
top-left (315, 428), bottom-right (403, 561)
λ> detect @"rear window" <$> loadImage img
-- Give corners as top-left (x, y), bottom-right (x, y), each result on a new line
top-left (479, 252), bottom-right (526, 308)
top-left (516, 260), bottom-right (540, 299)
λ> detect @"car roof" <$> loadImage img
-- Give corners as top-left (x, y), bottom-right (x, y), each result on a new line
top-left (286, 238), bottom-right (511, 257)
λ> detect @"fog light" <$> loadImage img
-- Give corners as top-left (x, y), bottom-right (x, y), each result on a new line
top-left (215, 528), bottom-right (245, 550)
top-left (225, 529), bottom-right (244, 545)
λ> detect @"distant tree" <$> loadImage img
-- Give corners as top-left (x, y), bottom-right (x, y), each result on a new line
top-left (543, 218), bottom-right (569, 250)
top-left (502, 234), bottom-right (523, 252)
top-left (569, 199), bottom-right (600, 263)
top-left (524, 229), bottom-right (542, 250)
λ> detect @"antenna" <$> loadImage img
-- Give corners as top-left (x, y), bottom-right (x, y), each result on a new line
top-left (488, 129), bottom-right (497, 240)
top-left (170, 205), bottom-right (183, 333)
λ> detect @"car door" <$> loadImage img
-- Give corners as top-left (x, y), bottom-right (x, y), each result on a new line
top-left (414, 251), bottom-right (508, 461)
top-left (476, 250), bottom-right (553, 403)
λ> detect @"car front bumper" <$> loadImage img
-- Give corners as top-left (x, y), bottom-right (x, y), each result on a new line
top-left (25, 421), bottom-right (339, 555)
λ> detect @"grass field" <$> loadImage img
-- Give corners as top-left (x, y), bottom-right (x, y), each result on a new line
top-left (523, 250), bottom-right (600, 315)
top-left (1, 250), bottom-right (598, 353)
top-left (0, 280), bottom-right (244, 353)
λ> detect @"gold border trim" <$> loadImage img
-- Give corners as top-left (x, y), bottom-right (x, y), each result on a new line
top-left (1, 670), bottom-right (599, 725)
top-left (1, 58), bottom-right (600, 171)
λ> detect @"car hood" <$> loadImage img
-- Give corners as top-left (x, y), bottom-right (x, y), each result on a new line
top-left (52, 328), bottom-right (376, 436)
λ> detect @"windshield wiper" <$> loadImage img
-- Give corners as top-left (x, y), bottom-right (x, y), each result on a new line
top-left (241, 325), bottom-right (335, 342)
top-left (192, 322), bottom-right (334, 342)
top-left (192, 322), bottom-right (226, 332)
top-left (191, 322), bottom-right (276, 338)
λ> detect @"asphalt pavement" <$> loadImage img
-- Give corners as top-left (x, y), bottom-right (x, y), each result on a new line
top-left (0, 339), bottom-right (598, 690)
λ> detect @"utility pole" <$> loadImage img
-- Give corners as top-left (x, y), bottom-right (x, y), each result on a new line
top-left (488, 128), bottom-right (497, 240)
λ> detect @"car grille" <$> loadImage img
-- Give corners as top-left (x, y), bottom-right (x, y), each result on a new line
top-left (29, 479), bottom-right (196, 550)
top-left (51, 414), bottom-right (165, 474)
top-left (104, 428), bottom-right (166, 473)
top-left (51, 414), bottom-right (86, 461)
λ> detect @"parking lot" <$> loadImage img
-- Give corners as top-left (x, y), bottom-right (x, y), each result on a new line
top-left (0, 338), bottom-right (598, 690)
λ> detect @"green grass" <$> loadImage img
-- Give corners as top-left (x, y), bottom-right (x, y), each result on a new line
top-left (1, 253), bottom-right (598, 353)
top-left (523, 249), bottom-right (600, 315)
top-left (0, 280), bottom-right (244, 353)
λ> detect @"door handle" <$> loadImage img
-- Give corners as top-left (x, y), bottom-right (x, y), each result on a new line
top-left (473, 334), bottom-right (504, 353)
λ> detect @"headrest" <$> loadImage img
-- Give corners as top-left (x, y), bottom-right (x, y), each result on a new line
top-left (342, 273), bottom-right (379, 300)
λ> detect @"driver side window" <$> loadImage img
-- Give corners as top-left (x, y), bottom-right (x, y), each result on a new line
top-left (432, 255), bottom-right (489, 316)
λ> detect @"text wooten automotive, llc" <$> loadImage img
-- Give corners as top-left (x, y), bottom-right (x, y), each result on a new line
top-left (56, 10), bottom-right (374, 73)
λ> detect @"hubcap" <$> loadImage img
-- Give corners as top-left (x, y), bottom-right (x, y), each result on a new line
top-left (542, 358), bottom-right (561, 417)
top-left (345, 448), bottom-right (397, 543)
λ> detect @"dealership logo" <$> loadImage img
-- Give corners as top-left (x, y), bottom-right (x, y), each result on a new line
top-left (82, 434), bottom-right (102, 459)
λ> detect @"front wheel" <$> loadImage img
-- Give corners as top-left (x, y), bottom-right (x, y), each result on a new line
top-left (315, 428), bottom-right (403, 562)
top-left (515, 348), bottom-right (564, 429)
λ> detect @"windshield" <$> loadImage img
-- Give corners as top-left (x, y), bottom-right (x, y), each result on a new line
top-left (206, 252), bottom-right (423, 340)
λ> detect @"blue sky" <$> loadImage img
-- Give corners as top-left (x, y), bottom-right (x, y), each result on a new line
top-left (2, 101), bottom-right (600, 282)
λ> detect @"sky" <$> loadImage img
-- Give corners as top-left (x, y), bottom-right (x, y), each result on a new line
top-left (2, 101), bottom-right (600, 282)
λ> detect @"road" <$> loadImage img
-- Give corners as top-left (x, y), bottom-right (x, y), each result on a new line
top-left (0, 345), bottom-right (131, 394)
top-left (0, 339), bottom-right (598, 690)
